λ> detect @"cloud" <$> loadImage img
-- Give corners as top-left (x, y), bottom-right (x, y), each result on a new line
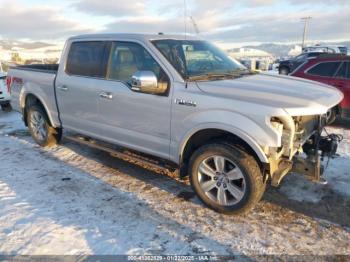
top-left (101, 2), bottom-right (350, 44)
top-left (0, 1), bottom-right (92, 40)
top-left (104, 17), bottom-right (184, 34)
top-left (0, 0), bottom-right (349, 44)
top-left (206, 7), bottom-right (350, 43)
top-left (71, 0), bottom-right (146, 16)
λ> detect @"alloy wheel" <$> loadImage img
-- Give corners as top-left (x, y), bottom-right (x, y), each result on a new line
top-left (197, 155), bottom-right (246, 206)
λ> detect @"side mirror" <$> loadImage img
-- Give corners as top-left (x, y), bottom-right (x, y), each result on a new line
top-left (131, 71), bottom-right (165, 95)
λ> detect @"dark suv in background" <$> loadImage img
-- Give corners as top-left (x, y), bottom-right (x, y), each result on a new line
top-left (290, 54), bottom-right (350, 123)
top-left (278, 52), bottom-right (325, 75)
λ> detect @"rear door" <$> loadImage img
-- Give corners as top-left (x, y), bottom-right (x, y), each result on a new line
top-left (55, 41), bottom-right (110, 134)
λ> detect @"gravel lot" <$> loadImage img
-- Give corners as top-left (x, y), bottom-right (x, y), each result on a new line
top-left (0, 111), bottom-right (349, 256)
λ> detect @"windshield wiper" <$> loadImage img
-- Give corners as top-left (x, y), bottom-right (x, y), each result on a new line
top-left (188, 69), bottom-right (252, 81)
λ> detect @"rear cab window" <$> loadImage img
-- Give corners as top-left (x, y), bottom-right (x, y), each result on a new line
top-left (66, 41), bottom-right (109, 78)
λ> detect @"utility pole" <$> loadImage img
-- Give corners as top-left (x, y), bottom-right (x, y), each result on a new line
top-left (301, 16), bottom-right (312, 49)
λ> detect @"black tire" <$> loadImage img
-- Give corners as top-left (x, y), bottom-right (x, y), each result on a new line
top-left (326, 107), bottom-right (337, 125)
top-left (189, 143), bottom-right (266, 215)
top-left (27, 104), bottom-right (62, 147)
top-left (279, 67), bottom-right (290, 75)
top-left (1, 102), bottom-right (12, 112)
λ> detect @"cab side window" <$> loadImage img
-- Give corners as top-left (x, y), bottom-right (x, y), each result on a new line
top-left (107, 42), bottom-right (169, 94)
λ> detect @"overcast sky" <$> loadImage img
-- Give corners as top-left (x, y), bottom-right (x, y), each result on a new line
top-left (0, 0), bottom-right (349, 48)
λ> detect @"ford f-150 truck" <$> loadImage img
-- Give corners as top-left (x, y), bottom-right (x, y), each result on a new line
top-left (7, 34), bottom-right (343, 214)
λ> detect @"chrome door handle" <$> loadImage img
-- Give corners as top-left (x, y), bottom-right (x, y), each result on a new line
top-left (99, 92), bottom-right (113, 99)
top-left (57, 85), bottom-right (68, 91)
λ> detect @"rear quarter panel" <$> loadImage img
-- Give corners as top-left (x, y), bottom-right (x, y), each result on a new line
top-left (9, 68), bottom-right (60, 127)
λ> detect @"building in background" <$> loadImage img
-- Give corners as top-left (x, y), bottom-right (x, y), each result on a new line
top-left (0, 42), bottom-right (62, 66)
top-left (287, 45), bottom-right (302, 56)
top-left (227, 47), bottom-right (275, 71)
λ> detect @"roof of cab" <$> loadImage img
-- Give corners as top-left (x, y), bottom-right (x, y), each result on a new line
top-left (68, 33), bottom-right (200, 42)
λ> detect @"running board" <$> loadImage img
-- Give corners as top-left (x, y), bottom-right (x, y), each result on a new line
top-left (64, 135), bottom-right (178, 173)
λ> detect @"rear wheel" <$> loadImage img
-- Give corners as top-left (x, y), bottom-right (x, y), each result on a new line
top-left (27, 104), bottom-right (62, 147)
top-left (189, 143), bottom-right (266, 215)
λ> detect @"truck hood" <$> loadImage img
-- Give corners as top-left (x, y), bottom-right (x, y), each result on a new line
top-left (196, 73), bottom-right (343, 116)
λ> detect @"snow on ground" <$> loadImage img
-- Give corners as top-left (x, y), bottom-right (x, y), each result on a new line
top-left (0, 111), bottom-right (349, 255)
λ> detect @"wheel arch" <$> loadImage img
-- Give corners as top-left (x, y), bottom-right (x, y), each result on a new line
top-left (178, 126), bottom-right (268, 178)
top-left (22, 93), bottom-right (54, 127)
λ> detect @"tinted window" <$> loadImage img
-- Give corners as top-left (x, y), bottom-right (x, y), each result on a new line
top-left (107, 42), bottom-right (169, 87)
top-left (307, 62), bottom-right (341, 77)
top-left (66, 41), bottom-right (107, 77)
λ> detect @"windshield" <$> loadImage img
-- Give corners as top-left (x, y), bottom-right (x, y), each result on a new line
top-left (152, 39), bottom-right (246, 80)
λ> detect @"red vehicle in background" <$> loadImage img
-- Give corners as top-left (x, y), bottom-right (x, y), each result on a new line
top-left (290, 54), bottom-right (350, 123)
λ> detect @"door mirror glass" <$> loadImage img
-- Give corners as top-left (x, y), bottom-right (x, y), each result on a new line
top-left (131, 70), bottom-right (166, 94)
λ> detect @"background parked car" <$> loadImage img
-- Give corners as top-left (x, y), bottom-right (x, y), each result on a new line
top-left (278, 52), bottom-right (325, 75)
top-left (290, 54), bottom-right (350, 123)
top-left (0, 72), bottom-right (12, 112)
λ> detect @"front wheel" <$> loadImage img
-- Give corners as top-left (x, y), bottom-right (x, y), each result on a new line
top-left (27, 104), bottom-right (62, 147)
top-left (189, 143), bottom-right (266, 215)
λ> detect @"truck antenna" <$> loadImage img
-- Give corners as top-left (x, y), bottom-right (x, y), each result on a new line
top-left (184, 0), bottom-right (187, 39)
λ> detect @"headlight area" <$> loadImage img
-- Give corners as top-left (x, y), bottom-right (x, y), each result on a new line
top-left (265, 115), bottom-right (340, 187)
top-left (269, 116), bottom-right (297, 160)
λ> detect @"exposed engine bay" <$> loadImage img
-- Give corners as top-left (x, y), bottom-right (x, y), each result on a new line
top-left (268, 114), bottom-right (342, 186)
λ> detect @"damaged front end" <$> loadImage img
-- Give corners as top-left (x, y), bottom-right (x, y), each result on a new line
top-left (267, 114), bottom-right (342, 186)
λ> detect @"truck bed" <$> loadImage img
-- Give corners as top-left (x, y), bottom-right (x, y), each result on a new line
top-left (14, 64), bottom-right (58, 73)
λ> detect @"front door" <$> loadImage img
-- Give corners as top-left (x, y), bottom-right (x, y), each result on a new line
top-left (96, 41), bottom-right (172, 159)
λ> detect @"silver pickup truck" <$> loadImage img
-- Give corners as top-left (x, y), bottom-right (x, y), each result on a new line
top-left (8, 34), bottom-right (343, 214)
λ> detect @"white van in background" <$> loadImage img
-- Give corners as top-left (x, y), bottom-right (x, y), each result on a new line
top-left (0, 72), bottom-right (11, 112)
